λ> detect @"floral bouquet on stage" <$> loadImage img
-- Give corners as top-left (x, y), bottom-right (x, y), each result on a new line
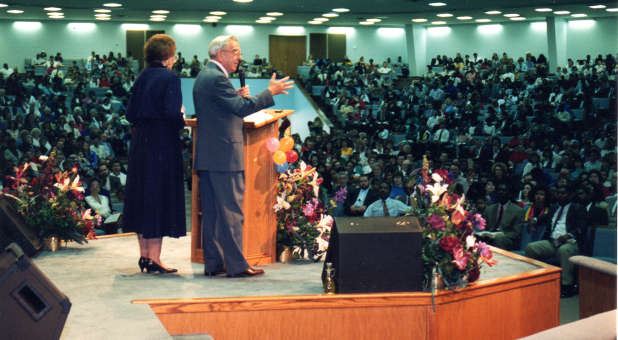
top-left (3, 153), bottom-right (99, 244)
top-left (410, 156), bottom-right (497, 289)
top-left (274, 161), bottom-right (333, 261)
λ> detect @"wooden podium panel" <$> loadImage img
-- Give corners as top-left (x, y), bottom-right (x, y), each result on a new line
top-left (134, 247), bottom-right (562, 340)
top-left (186, 110), bottom-right (293, 266)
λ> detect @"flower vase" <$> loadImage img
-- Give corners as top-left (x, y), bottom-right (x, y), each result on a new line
top-left (278, 246), bottom-right (293, 263)
top-left (431, 267), bottom-right (445, 291)
top-left (44, 236), bottom-right (62, 252)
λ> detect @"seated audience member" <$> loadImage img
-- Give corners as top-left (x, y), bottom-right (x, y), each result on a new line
top-left (521, 186), bottom-right (552, 248)
top-left (479, 183), bottom-right (524, 250)
top-left (364, 182), bottom-right (411, 217)
top-left (524, 185), bottom-right (586, 297)
top-left (577, 184), bottom-right (609, 256)
top-left (345, 175), bottom-right (379, 216)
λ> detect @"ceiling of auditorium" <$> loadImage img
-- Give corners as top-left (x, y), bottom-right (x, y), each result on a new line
top-left (0, 0), bottom-right (616, 26)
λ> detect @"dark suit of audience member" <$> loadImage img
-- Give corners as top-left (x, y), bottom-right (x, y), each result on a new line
top-left (345, 175), bottom-right (379, 216)
top-left (578, 185), bottom-right (609, 256)
top-left (481, 183), bottom-right (524, 250)
top-left (525, 186), bottom-right (586, 296)
top-left (193, 35), bottom-right (293, 277)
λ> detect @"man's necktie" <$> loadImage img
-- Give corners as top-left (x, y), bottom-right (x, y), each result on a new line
top-left (382, 199), bottom-right (390, 216)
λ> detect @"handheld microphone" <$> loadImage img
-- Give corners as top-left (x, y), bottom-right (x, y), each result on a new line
top-left (239, 68), bottom-right (246, 88)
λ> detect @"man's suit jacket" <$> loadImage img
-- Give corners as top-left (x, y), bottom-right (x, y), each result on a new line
top-left (484, 202), bottom-right (524, 245)
top-left (192, 62), bottom-right (274, 171)
top-left (344, 187), bottom-right (379, 216)
top-left (542, 202), bottom-right (587, 249)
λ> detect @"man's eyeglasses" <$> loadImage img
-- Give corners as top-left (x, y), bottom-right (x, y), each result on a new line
top-left (222, 49), bottom-right (242, 56)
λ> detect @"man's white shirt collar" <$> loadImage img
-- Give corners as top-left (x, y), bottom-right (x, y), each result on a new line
top-left (210, 60), bottom-right (229, 78)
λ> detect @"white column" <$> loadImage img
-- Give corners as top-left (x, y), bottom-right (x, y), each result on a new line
top-left (546, 16), bottom-right (568, 72)
top-left (405, 23), bottom-right (427, 76)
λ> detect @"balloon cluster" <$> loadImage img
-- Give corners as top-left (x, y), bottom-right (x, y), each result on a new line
top-left (266, 136), bottom-right (298, 173)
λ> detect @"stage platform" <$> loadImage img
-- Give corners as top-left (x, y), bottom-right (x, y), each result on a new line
top-left (30, 234), bottom-right (561, 339)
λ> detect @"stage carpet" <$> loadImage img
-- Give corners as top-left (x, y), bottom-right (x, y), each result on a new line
top-left (30, 234), bottom-right (573, 339)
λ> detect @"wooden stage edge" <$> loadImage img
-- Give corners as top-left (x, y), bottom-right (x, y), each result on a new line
top-left (132, 247), bottom-right (562, 340)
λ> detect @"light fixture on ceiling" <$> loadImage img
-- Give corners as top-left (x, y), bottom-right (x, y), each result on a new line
top-left (44, 7), bottom-right (62, 11)
top-left (7, 9), bottom-right (24, 14)
top-left (96, 17), bottom-right (111, 20)
top-left (432, 20), bottom-right (446, 25)
top-left (359, 21), bottom-right (374, 25)
top-left (437, 13), bottom-right (453, 17)
top-left (535, 8), bottom-right (552, 12)
top-left (49, 16), bottom-right (64, 19)
top-left (152, 10), bottom-right (169, 14)
top-left (553, 10), bottom-right (570, 15)
top-left (0, 4), bottom-right (8, 8)
top-left (366, 18), bottom-right (381, 22)
top-left (233, 0), bottom-right (253, 3)
top-left (428, 2), bottom-right (447, 6)
top-left (94, 9), bottom-right (111, 13)
top-left (210, 11), bottom-right (227, 15)
top-left (504, 13), bottom-right (520, 17)
top-left (607, 8), bottom-right (618, 12)
top-left (485, 11), bottom-right (501, 15)
top-left (150, 15), bottom-right (166, 19)
top-left (510, 17), bottom-right (526, 21)
top-left (267, 12), bottom-right (283, 16)
top-left (308, 20), bottom-right (322, 24)
top-left (332, 8), bottom-right (350, 13)
top-left (95, 13), bottom-right (111, 17)
top-left (475, 18), bottom-right (491, 23)
top-left (412, 18), bottom-right (427, 22)
top-left (456, 16), bottom-right (472, 20)
top-left (204, 18), bottom-right (219, 22)
top-left (206, 16), bottom-right (222, 20)
top-left (103, 3), bottom-right (122, 7)
top-left (256, 19), bottom-right (271, 23)
top-left (48, 12), bottom-right (64, 16)
top-left (323, 13), bottom-right (338, 17)
top-left (571, 13), bottom-right (587, 17)
top-left (150, 17), bottom-right (165, 21)
top-left (313, 17), bottom-right (328, 22)
top-left (589, 5), bottom-right (606, 9)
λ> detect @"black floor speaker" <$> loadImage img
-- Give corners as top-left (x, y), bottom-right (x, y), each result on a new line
top-left (322, 216), bottom-right (423, 293)
top-left (0, 243), bottom-right (71, 340)
top-left (0, 194), bottom-right (42, 257)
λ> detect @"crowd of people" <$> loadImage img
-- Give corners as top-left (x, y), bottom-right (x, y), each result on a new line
top-left (0, 48), bottom-right (280, 233)
top-left (297, 51), bottom-right (616, 296)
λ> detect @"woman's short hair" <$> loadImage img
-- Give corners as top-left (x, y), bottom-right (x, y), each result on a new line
top-left (144, 34), bottom-right (176, 65)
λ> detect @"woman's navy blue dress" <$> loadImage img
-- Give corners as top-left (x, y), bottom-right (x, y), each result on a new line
top-left (123, 63), bottom-right (186, 238)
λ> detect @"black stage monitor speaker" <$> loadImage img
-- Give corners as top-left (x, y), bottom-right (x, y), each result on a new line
top-left (0, 243), bottom-right (71, 340)
top-left (323, 216), bottom-right (423, 294)
top-left (0, 194), bottom-right (42, 257)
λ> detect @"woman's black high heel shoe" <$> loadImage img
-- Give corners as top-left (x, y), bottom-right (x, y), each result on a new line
top-left (138, 257), bottom-right (149, 273)
top-left (146, 260), bottom-right (178, 274)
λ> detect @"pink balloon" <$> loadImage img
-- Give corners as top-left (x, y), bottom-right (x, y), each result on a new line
top-left (265, 137), bottom-right (280, 153)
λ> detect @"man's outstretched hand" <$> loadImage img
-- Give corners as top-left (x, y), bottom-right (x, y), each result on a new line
top-left (267, 73), bottom-right (294, 96)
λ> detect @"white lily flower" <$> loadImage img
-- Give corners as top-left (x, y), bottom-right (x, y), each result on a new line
top-left (466, 235), bottom-right (476, 249)
top-left (431, 173), bottom-right (443, 183)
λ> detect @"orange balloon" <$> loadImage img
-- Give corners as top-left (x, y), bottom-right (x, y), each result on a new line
top-left (279, 136), bottom-right (294, 152)
top-left (273, 150), bottom-right (287, 165)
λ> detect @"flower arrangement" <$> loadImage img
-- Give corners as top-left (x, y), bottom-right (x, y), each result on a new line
top-left (411, 156), bottom-right (497, 289)
top-left (3, 153), bottom-right (99, 244)
top-left (274, 161), bottom-right (332, 261)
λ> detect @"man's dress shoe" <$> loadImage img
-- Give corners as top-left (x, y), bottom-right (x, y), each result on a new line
top-left (227, 267), bottom-right (265, 277)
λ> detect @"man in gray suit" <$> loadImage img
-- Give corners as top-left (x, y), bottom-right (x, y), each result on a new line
top-left (193, 35), bottom-right (293, 277)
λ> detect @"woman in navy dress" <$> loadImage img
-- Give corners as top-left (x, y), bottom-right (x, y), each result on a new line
top-left (123, 34), bottom-right (185, 273)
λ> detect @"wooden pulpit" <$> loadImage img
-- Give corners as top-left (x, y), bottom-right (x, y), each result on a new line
top-left (185, 109), bottom-right (294, 265)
